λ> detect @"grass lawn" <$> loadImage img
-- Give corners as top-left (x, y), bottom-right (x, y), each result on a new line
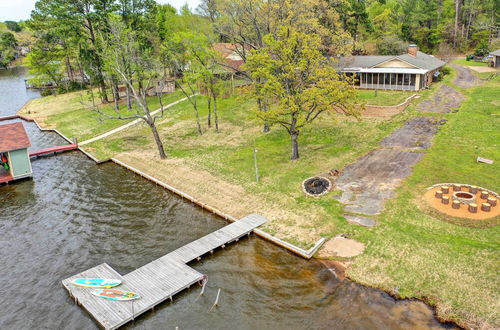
top-left (348, 72), bottom-right (500, 328)
top-left (20, 66), bottom-right (499, 328)
top-left (18, 89), bottom-right (185, 141)
top-left (357, 89), bottom-right (414, 106)
top-left (452, 58), bottom-right (489, 67)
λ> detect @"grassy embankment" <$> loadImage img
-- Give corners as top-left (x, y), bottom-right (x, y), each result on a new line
top-left (20, 66), bottom-right (499, 327)
top-left (19, 89), bottom-right (185, 141)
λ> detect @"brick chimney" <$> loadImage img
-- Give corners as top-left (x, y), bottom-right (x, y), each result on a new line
top-left (408, 44), bottom-right (418, 57)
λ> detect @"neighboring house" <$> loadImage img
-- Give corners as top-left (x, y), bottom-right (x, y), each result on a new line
top-left (213, 43), bottom-right (246, 74)
top-left (0, 122), bottom-right (32, 184)
top-left (338, 45), bottom-right (446, 91)
top-left (489, 49), bottom-right (500, 68)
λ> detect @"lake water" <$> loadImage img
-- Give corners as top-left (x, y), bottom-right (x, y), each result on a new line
top-left (0, 67), bottom-right (455, 329)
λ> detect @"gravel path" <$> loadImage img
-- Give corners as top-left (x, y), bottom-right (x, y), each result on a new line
top-left (450, 63), bottom-right (479, 88)
top-left (335, 65), bottom-right (477, 220)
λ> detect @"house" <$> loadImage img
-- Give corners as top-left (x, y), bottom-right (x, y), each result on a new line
top-left (213, 43), bottom-right (246, 74)
top-left (0, 122), bottom-right (32, 184)
top-left (489, 49), bottom-right (500, 68)
top-left (339, 45), bottom-right (446, 91)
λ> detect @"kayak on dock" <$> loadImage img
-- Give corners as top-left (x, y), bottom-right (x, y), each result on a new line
top-left (71, 278), bottom-right (121, 288)
top-left (92, 289), bottom-right (140, 301)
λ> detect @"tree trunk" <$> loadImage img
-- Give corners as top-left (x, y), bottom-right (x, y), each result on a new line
top-left (148, 121), bottom-right (167, 159)
top-left (193, 96), bottom-right (202, 135)
top-left (290, 131), bottom-right (299, 160)
top-left (213, 95), bottom-right (219, 132)
top-left (112, 78), bottom-right (120, 111)
top-left (207, 97), bottom-right (212, 128)
top-left (453, 0), bottom-right (461, 49)
top-left (126, 85), bottom-right (132, 110)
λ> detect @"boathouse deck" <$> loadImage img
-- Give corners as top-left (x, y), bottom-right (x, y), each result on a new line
top-left (62, 213), bottom-right (267, 330)
top-left (29, 144), bottom-right (78, 158)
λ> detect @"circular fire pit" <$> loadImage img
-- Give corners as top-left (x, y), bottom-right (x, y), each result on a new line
top-left (302, 176), bottom-right (331, 197)
top-left (452, 191), bottom-right (476, 204)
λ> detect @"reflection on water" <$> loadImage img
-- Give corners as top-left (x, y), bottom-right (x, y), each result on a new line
top-left (0, 67), bottom-right (455, 329)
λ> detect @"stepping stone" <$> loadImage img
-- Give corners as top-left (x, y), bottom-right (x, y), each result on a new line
top-left (317, 237), bottom-right (365, 258)
top-left (343, 214), bottom-right (377, 227)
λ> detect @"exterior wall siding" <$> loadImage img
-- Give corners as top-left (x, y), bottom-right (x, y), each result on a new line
top-left (8, 148), bottom-right (32, 178)
top-left (375, 59), bottom-right (416, 68)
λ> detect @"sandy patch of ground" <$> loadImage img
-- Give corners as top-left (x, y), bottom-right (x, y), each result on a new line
top-left (114, 150), bottom-right (324, 244)
top-left (424, 187), bottom-right (499, 220)
top-left (317, 237), bottom-right (365, 258)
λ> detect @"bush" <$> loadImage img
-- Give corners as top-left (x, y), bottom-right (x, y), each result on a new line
top-left (376, 35), bottom-right (407, 55)
top-left (4, 21), bottom-right (22, 32)
top-left (441, 66), bottom-right (451, 75)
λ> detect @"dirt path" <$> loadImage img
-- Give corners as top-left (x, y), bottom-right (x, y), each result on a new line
top-left (334, 69), bottom-right (475, 221)
top-left (450, 63), bottom-right (479, 88)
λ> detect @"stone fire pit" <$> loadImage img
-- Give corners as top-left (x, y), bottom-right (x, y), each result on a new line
top-left (302, 176), bottom-right (332, 197)
top-left (452, 191), bottom-right (476, 204)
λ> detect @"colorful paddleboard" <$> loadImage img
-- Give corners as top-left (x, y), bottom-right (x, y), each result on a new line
top-left (92, 289), bottom-right (140, 301)
top-left (71, 278), bottom-right (122, 288)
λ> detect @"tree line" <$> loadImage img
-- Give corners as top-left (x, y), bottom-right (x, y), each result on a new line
top-left (23, 0), bottom-right (499, 161)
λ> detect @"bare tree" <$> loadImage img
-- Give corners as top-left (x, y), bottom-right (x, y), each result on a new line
top-left (96, 18), bottom-right (168, 159)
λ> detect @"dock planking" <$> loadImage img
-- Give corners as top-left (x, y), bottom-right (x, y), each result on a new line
top-left (63, 214), bottom-right (267, 329)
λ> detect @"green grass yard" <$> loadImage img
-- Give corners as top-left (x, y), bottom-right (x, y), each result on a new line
top-left (19, 66), bottom-right (499, 328)
top-left (358, 89), bottom-right (415, 106)
top-left (19, 89), bottom-right (185, 141)
top-left (452, 58), bottom-right (489, 67)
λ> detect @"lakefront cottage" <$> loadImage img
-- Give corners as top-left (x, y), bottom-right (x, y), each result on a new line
top-left (339, 45), bottom-right (446, 91)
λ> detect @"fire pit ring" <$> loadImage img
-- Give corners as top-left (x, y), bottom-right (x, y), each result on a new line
top-left (302, 176), bottom-right (332, 197)
top-left (452, 191), bottom-right (476, 204)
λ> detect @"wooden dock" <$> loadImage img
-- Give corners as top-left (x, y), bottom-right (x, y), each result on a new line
top-left (29, 144), bottom-right (78, 158)
top-left (62, 214), bottom-right (267, 330)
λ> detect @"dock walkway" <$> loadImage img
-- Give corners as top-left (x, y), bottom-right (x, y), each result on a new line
top-left (29, 144), bottom-right (78, 158)
top-left (62, 214), bottom-right (267, 330)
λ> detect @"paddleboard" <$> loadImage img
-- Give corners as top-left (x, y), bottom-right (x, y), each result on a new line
top-left (92, 289), bottom-right (140, 301)
top-left (71, 278), bottom-right (122, 288)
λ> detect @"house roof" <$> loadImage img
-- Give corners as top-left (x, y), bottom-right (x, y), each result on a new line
top-left (0, 122), bottom-right (31, 153)
top-left (490, 49), bottom-right (500, 56)
top-left (340, 51), bottom-right (445, 72)
top-left (213, 43), bottom-right (247, 73)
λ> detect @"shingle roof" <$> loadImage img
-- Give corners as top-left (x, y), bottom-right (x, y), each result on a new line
top-left (490, 49), bottom-right (500, 56)
top-left (0, 122), bottom-right (31, 153)
top-left (340, 51), bottom-right (445, 72)
top-left (398, 51), bottom-right (446, 71)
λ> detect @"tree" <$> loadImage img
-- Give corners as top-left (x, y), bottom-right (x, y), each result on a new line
top-left (97, 18), bottom-right (168, 159)
top-left (245, 27), bottom-right (359, 160)
top-left (5, 21), bottom-right (22, 32)
top-left (0, 32), bottom-right (18, 68)
top-left (376, 34), bottom-right (407, 55)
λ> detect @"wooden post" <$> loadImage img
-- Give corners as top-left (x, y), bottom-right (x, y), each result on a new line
top-left (487, 197), bottom-right (496, 206)
top-left (435, 190), bottom-right (443, 198)
top-left (468, 203), bottom-right (478, 213)
top-left (253, 148), bottom-right (259, 183)
top-left (210, 288), bottom-right (221, 311)
top-left (453, 184), bottom-right (461, 191)
top-left (481, 203), bottom-right (491, 212)
top-left (441, 196), bottom-right (449, 204)
top-left (480, 191), bottom-right (489, 199)
top-left (452, 200), bottom-right (460, 209)
top-left (469, 186), bottom-right (477, 194)
top-left (441, 186), bottom-right (449, 193)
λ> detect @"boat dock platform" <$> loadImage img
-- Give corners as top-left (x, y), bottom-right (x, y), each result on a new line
top-left (62, 214), bottom-right (267, 330)
top-left (29, 144), bottom-right (79, 158)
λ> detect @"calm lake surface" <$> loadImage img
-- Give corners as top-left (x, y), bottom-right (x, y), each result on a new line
top-left (0, 67), bottom-right (455, 329)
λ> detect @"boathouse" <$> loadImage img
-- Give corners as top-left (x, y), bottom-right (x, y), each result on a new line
top-left (0, 122), bottom-right (32, 184)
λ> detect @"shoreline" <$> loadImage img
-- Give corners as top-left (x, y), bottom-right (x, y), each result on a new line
top-left (12, 105), bottom-right (464, 329)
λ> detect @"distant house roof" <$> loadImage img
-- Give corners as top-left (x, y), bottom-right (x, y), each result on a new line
top-left (490, 49), bottom-right (500, 56)
top-left (0, 122), bottom-right (31, 153)
top-left (213, 43), bottom-right (247, 73)
top-left (340, 51), bottom-right (445, 72)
